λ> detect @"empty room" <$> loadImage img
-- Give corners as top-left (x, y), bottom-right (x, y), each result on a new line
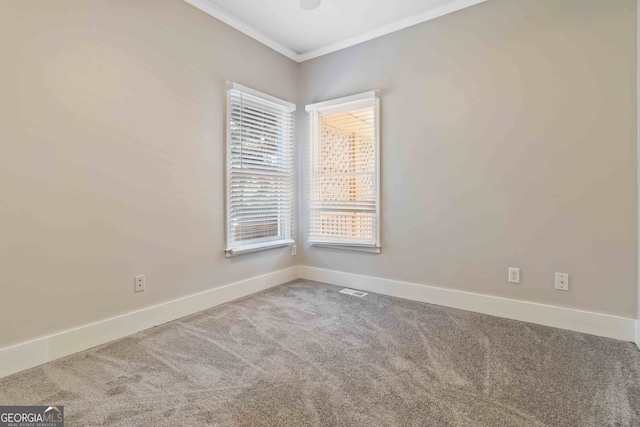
top-left (0, 0), bottom-right (639, 425)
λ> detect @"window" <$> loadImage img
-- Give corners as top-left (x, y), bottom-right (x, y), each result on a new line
top-left (306, 91), bottom-right (380, 253)
top-left (225, 82), bottom-right (295, 257)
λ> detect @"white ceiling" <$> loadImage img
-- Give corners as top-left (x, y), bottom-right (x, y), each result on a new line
top-left (184, 0), bottom-right (487, 62)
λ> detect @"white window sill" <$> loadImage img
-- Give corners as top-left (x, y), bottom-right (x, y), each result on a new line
top-left (225, 239), bottom-right (295, 257)
top-left (309, 243), bottom-right (381, 254)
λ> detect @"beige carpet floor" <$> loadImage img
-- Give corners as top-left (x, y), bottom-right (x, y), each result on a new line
top-left (1, 279), bottom-right (639, 426)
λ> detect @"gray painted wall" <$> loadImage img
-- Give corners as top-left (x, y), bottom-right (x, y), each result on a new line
top-left (0, 0), bottom-right (298, 349)
top-left (298, 0), bottom-right (638, 319)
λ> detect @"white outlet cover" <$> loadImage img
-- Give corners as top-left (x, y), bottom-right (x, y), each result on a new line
top-left (555, 273), bottom-right (569, 291)
top-left (508, 268), bottom-right (520, 284)
top-left (134, 275), bottom-right (145, 293)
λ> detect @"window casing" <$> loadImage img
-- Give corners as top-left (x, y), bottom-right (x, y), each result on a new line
top-left (306, 91), bottom-right (380, 253)
top-left (225, 83), bottom-right (295, 257)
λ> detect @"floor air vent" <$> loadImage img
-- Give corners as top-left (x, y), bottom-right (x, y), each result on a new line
top-left (339, 288), bottom-right (368, 297)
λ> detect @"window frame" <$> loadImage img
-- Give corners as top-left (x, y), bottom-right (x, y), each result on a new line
top-left (224, 82), bottom-right (296, 257)
top-left (306, 90), bottom-right (381, 253)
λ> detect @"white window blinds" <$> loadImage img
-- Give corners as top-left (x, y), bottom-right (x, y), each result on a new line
top-left (225, 83), bottom-right (295, 257)
top-left (306, 91), bottom-right (380, 253)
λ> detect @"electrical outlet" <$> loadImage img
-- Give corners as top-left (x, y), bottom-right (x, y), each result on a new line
top-left (508, 267), bottom-right (520, 284)
top-left (291, 244), bottom-right (297, 256)
top-left (555, 273), bottom-right (569, 291)
top-left (134, 275), bottom-right (145, 293)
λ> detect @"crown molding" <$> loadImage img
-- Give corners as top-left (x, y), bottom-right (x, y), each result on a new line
top-left (184, 0), bottom-right (300, 62)
top-left (184, 0), bottom-right (487, 63)
top-left (297, 0), bottom-right (488, 62)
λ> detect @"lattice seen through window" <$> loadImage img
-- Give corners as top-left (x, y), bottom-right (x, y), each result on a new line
top-left (306, 91), bottom-right (380, 253)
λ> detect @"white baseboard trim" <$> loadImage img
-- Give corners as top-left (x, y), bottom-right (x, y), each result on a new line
top-left (300, 266), bottom-right (636, 342)
top-left (2, 264), bottom-right (636, 379)
top-left (0, 266), bottom-right (301, 379)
